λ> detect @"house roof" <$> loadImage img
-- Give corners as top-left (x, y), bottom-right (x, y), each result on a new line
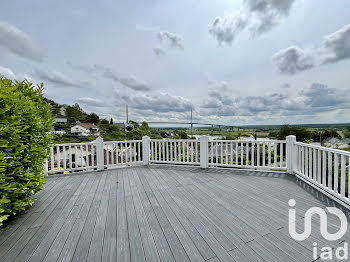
top-left (325, 137), bottom-right (341, 144)
top-left (55, 114), bottom-right (67, 118)
top-left (341, 138), bottom-right (350, 144)
top-left (79, 123), bottom-right (99, 129)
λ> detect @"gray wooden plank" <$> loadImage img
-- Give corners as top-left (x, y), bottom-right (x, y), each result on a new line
top-left (133, 169), bottom-right (176, 262)
top-left (153, 168), bottom-right (252, 247)
top-left (87, 172), bottom-right (112, 262)
top-left (0, 191), bottom-right (67, 260)
top-left (123, 168), bottom-right (146, 262)
top-left (116, 169), bottom-right (131, 262)
top-left (71, 201), bottom-right (101, 262)
top-left (206, 257), bottom-right (221, 262)
top-left (42, 204), bottom-right (83, 262)
top-left (127, 168), bottom-right (161, 262)
top-left (27, 194), bottom-right (81, 262)
top-left (101, 171), bottom-right (118, 262)
top-left (149, 188), bottom-right (205, 262)
top-left (57, 191), bottom-right (97, 262)
top-left (0, 176), bottom-right (73, 249)
top-left (263, 233), bottom-right (310, 262)
top-left (1, 166), bottom-right (347, 262)
top-left (72, 173), bottom-right (107, 262)
top-left (228, 247), bottom-right (264, 262)
top-left (138, 170), bottom-right (191, 262)
top-left (148, 167), bottom-right (237, 261)
top-left (144, 169), bottom-right (234, 262)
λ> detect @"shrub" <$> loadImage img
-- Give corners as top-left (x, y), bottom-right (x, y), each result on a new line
top-left (0, 77), bottom-right (53, 226)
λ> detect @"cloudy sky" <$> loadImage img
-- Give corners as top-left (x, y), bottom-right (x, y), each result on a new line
top-left (1, 0), bottom-right (350, 125)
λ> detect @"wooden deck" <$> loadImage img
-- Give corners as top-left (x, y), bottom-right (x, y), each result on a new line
top-left (0, 166), bottom-right (349, 262)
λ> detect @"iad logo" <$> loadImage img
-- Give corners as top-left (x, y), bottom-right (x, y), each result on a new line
top-left (288, 199), bottom-right (348, 241)
top-left (288, 199), bottom-right (349, 260)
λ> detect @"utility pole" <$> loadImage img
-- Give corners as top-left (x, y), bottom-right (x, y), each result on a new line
top-left (190, 108), bottom-right (193, 136)
top-left (126, 105), bottom-right (129, 124)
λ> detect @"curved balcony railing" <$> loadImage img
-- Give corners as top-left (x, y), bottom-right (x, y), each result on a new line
top-left (45, 135), bottom-right (350, 208)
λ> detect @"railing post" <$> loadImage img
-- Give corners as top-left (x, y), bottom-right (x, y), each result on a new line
top-left (200, 136), bottom-right (209, 168)
top-left (142, 136), bottom-right (150, 165)
top-left (286, 135), bottom-right (296, 174)
top-left (96, 136), bottom-right (104, 171)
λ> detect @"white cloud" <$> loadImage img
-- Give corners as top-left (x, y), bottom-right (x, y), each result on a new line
top-left (0, 21), bottom-right (43, 61)
top-left (117, 91), bottom-right (192, 113)
top-left (272, 46), bottom-right (316, 75)
top-left (0, 66), bottom-right (16, 79)
top-left (200, 83), bottom-right (349, 117)
top-left (157, 31), bottom-right (184, 50)
top-left (36, 69), bottom-right (85, 88)
top-left (209, 0), bottom-right (298, 45)
top-left (322, 24), bottom-right (350, 64)
top-left (273, 24), bottom-right (350, 74)
top-left (153, 47), bottom-right (166, 56)
top-left (208, 15), bottom-right (248, 46)
top-left (78, 97), bottom-right (105, 107)
top-left (85, 65), bottom-right (154, 91)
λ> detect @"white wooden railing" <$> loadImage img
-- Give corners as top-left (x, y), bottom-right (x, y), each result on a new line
top-left (293, 140), bottom-right (350, 206)
top-left (45, 135), bottom-right (350, 207)
top-left (207, 139), bottom-right (286, 170)
top-left (149, 139), bottom-right (200, 165)
top-left (46, 142), bottom-right (97, 174)
top-left (103, 140), bottom-right (143, 168)
top-left (46, 138), bottom-right (143, 174)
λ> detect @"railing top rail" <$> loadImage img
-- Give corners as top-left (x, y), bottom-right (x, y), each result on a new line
top-left (52, 142), bottom-right (96, 147)
top-left (209, 139), bottom-right (286, 143)
top-left (150, 139), bottom-right (199, 142)
top-left (295, 141), bottom-right (350, 156)
top-left (103, 140), bottom-right (142, 144)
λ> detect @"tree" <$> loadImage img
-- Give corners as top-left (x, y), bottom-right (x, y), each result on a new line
top-left (110, 118), bottom-right (113, 125)
top-left (85, 113), bottom-right (99, 124)
top-left (129, 120), bottom-right (139, 128)
top-left (277, 125), bottom-right (312, 142)
top-left (0, 77), bottom-right (54, 226)
top-left (100, 119), bottom-right (109, 125)
top-left (139, 121), bottom-right (151, 136)
top-left (66, 103), bottom-right (85, 124)
top-left (178, 131), bottom-right (189, 139)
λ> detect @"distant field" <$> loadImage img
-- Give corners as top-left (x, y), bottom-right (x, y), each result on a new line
top-left (185, 129), bottom-right (270, 138)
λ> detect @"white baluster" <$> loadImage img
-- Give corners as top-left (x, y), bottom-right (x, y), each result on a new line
top-left (340, 155), bottom-right (345, 196)
top-left (328, 152), bottom-right (332, 189)
top-left (334, 153), bottom-right (339, 193)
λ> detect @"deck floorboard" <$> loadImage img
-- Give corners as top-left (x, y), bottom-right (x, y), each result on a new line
top-left (0, 165), bottom-right (349, 262)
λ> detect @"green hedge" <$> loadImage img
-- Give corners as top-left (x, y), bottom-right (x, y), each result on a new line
top-left (0, 77), bottom-right (53, 226)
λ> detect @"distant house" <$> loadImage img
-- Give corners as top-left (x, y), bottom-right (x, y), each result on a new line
top-left (59, 106), bottom-right (67, 116)
top-left (55, 114), bottom-right (67, 124)
top-left (324, 137), bottom-right (350, 149)
top-left (116, 122), bottom-right (134, 132)
top-left (71, 123), bottom-right (100, 136)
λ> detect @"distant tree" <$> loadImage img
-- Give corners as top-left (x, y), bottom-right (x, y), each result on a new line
top-left (129, 120), bottom-right (139, 128)
top-left (66, 103), bottom-right (85, 124)
top-left (100, 119), bottom-right (109, 125)
top-left (344, 128), bottom-right (350, 138)
top-left (139, 121), bottom-right (151, 136)
top-left (110, 118), bottom-right (113, 125)
top-left (178, 131), bottom-right (189, 139)
top-left (85, 113), bottom-right (99, 124)
top-left (277, 125), bottom-right (312, 142)
top-left (140, 121), bottom-right (149, 129)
